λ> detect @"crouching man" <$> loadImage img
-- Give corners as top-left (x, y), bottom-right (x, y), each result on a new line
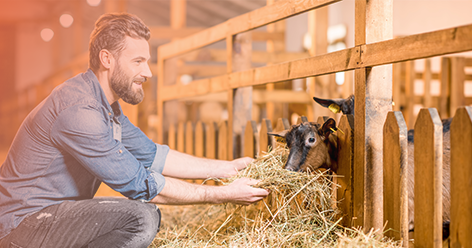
top-left (0, 13), bottom-right (269, 248)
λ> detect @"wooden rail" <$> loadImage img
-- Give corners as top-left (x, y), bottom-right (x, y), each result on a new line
top-left (156, 0), bottom-right (472, 246)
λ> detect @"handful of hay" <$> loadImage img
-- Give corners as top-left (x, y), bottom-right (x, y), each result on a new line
top-left (150, 147), bottom-right (402, 247)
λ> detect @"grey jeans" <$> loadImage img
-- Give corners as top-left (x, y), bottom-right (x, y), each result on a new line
top-left (0, 198), bottom-right (161, 248)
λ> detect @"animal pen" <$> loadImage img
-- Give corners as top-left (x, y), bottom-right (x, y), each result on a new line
top-left (0, 0), bottom-right (471, 247)
top-left (155, 0), bottom-right (472, 247)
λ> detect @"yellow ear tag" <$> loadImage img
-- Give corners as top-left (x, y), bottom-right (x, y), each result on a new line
top-left (328, 103), bottom-right (341, 114)
top-left (275, 136), bottom-right (286, 144)
top-left (329, 127), bottom-right (345, 135)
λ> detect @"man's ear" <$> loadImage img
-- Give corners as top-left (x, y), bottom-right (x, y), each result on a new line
top-left (268, 129), bottom-right (289, 144)
top-left (99, 49), bottom-right (114, 70)
top-left (318, 118), bottom-right (337, 138)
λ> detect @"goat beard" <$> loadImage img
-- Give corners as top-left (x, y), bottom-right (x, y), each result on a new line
top-left (110, 61), bottom-right (144, 105)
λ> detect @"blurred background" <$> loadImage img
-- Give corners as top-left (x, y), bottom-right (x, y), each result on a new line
top-left (1, 0), bottom-right (472, 158)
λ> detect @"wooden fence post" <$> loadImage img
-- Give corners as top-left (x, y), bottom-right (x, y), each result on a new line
top-left (450, 57), bottom-right (466, 115)
top-left (195, 121), bottom-right (205, 158)
top-left (337, 114), bottom-right (354, 227)
top-left (218, 120), bottom-right (228, 160)
top-left (423, 59), bottom-right (433, 108)
top-left (205, 122), bottom-right (218, 160)
top-left (414, 108), bottom-right (443, 248)
top-left (354, 0), bottom-right (393, 231)
top-left (450, 106), bottom-right (472, 248)
top-left (259, 118), bottom-right (274, 155)
top-left (243, 120), bottom-right (258, 158)
top-left (383, 111), bottom-right (409, 246)
top-left (168, 123), bottom-right (176, 150)
top-left (185, 121), bottom-right (195, 156)
top-left (439, 57), bottom-right (451, 118)
top-left (177, 122), bottom-right (185, 153)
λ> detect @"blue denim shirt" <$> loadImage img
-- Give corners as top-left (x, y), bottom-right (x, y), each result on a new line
top-left (0, 69), bottom-right (169, 239)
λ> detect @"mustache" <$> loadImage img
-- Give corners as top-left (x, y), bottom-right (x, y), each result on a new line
top-left (133, 78), bottom-right (147, 84)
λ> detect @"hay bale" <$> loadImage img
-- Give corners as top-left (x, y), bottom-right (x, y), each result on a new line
top-left (150, 147), bottom-right (403, 247)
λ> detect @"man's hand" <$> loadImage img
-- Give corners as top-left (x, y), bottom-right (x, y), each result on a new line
top-left (223, 157), bottom-right (254, 178)
top-left (223, 178), bottom-right (269, 205)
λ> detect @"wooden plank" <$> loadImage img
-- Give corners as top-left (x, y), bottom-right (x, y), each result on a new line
top-left (259, 118), bottom-right (274, 154)
top-left (243, 120), bottom-right (258, 158)
top-left (361, 24), bottom-right (472, 67)
top-left (296, 116), bottom-right (309, 124)
top-left (439, 57), bottom-right (451, 118)
top-left (205, 122), bottom-right (217, 159)
top-left (158, 0), bottom-right (341, 60)
top-left (170, 0), bottom-right (186, 29)
top-left (404, 61), bottom-right (415, 129)
top-left (185, 121), bottom-right (194, 155)
top-left (466, 58), bottom-right (472, 67)
top-left (450, 106), bottom-right (472, 248)
top-left (229, 32), bottom-right (253, 159)
top-left (414, 108), bottom-right (443, 248)
top-left (177, 122), bottom-right (185, 153)
top-left (159, 22), bottom-right (472, 101)
top-left (337, 114), bottom-right (354, 227)
top-left (275, 118), bottom-right (290, 131)
top-left (317, 116), bottom-right (329, 124)
top-left (195, 121), bottom-right (205, 158)
top-left (392, 63), bottom-right (404, 112)
top-left (450, 57), bottom-right (466, 116)
top-left (168, 123), bottom-right (176, 150)
top-left (383, 111), bottom-right (409, 246)
top-left (355, 0), bottom-right (393, 232)
top-left (353, 68), bottom-right (366, 228)
top-left (423, 59), bottom-right (433, 109)
top-left (218, 120), bottom-right (228, 160)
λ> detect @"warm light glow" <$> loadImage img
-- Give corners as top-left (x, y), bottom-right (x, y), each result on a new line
top-left (87, 0), bottom-right (101, 6)
top-left (41, 28), bottom-right (54, 42)
top-left (60, 14), bottom-right (74, 28)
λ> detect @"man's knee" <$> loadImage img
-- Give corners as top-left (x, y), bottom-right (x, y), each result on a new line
top-left (125, 201), bottom-right (161, 246)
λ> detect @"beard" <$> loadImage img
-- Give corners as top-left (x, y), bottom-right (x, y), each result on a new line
top-left (110, 62), bottom-right (145, 105)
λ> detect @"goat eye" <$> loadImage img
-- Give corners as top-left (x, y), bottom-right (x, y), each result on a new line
top-left (308, 137), bottom-right (315, 143)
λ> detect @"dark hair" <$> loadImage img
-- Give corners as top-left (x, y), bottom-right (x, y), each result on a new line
top-left (89, 13), bottom-right (150, 71)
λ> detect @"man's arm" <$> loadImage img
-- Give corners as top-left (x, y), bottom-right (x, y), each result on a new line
top-left (150, 176), bottom-right (269, 205)
top-left (161, 149), bottom-right (253, 179)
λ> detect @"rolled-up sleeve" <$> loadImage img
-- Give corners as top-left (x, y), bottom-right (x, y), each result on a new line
top-left (50, 104), bottom-right (162, 201)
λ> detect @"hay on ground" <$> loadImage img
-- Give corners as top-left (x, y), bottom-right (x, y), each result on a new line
top-left (150, 147), bottom-right (403, 248)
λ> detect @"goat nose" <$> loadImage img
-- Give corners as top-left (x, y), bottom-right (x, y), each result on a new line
top-left (285, 166), bottom-right (297, 171)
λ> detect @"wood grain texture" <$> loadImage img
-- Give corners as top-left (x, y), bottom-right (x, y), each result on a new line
top-left (337, 114), bottom-right (354, 227)
top-left (450, 57), bottom-right (466, 116)
top-left (243, 120), bottom-right (258, 158)
top-left (414, 108), bottom-right (443, 248)
top-left (450, 106), bottom-right (472, 248)
top-left (383, 111), bottom-right (409, 246)
top-left (439, 57), bottom-right (451, 118)
top-left (158, 0), bottom-right (341, 59)
top-left (259, 118), bottom-right (274, 154)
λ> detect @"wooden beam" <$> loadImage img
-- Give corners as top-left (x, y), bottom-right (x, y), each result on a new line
top-left (450, 106), bottom-right (472, 248)
top-left (159, 24), bottom-right (472, 102)
top-left (414, 108), bottom-right (443, 248)
top-left (158, 0), bottom-right (341, 59)
top-left (383, 111), bottom-right (409, 246)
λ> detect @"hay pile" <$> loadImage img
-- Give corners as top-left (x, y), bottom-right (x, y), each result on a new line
top-left (150, 147), bottom-right (402, 248)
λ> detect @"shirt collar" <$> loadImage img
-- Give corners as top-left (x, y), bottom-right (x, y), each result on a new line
top-left (82, 68), bottom-right (122, 119)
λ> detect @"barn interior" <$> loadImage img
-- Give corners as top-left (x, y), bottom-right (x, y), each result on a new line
top-left (1, 0), bottom-right (472, 247)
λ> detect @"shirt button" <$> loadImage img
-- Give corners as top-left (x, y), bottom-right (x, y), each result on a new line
top-left (119, 150), bottom-right (123, 153)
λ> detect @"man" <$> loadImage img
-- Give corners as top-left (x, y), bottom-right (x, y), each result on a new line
top-left (0, 13), bottom-right (269, 247)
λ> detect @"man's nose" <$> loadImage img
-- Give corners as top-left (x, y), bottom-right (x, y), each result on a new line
top-left (142, 62), bottom-right (152, 79)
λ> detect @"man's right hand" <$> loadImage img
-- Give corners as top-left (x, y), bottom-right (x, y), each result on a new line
top-left (222, 178), bottom-right (269, 206)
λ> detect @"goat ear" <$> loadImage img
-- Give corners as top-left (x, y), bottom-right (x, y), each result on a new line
top-left (319, 118), bottom-right (337, 138)
top-left (313, 96), bottom-right (345, 114)
top-left (268, 129), bottom-right (289, 144)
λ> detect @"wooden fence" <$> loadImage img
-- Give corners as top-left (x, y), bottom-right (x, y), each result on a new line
top-left (156, 0), bottom-right (472, 247)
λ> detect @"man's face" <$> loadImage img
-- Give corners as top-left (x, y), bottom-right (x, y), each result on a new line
top-left (110, 36), bottom-right (152, 105)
